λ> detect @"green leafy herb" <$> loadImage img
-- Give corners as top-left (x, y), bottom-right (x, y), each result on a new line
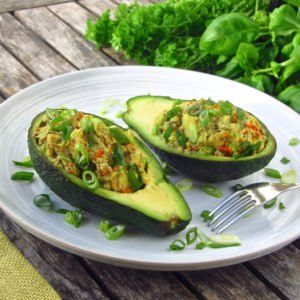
top-left (33, 194), bottom-right (53, 210)
top-left (105, 224), bottom-right (125, 240)
top-left (11, 171), bottom-right (34, 182)
top-left (202, 184), bottom-right (223, 198)
top-left (200, 210), bottom-right (213, 221)
top-left (280, 157), bottom-right (291, 164)
top-left (12, 157), bottom-right (33, 168)
top-left (264, 168), bottom-right (281, 179)
top-left (65, 210), bottom-right (84, 228)
top-left (176, 178), bottom-right (193, 192)
top-left (169, 239), bottom-right (185, 251)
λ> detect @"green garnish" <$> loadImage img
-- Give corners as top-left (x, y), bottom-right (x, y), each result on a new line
top-left (127, 164), bottom-right (143, 192)
top-left (80, 116), bottom-right (94, 146)
top-left (169, 239), bottom-right (185, 251)
top-left (219, 101), bottom-right (233, 115)
top-left (280, 157), bottom-right (291, 164)
top-left (279, 202), bottom-right (286, 210)
top-left (74, 144), bottom-right (89, 170)
top-left (163, 124), bottom-right (173, 141)
top-left (237, 107), bottom-right (245, 121)
top-left (185, 227), bottom-right (198, 245)
top-left (161, 161), bottom-right (173, 175)
top-left (195, 242), bottom-right (206, 250)
top-left (175, 178), bottom-right (193, 192)
top-left (202, 184), bottom-right (222, 198)
top-left (105, 224), bottom-right (125, 240)
top-left (109, 126), bottom-right (130, 144)
top-left (99, 108), bottom-right (108, 115)
top-left (33, 194), bottom-right (53, 210)
top-left (55, 208), bottom-right (70, 214)
top-left (263, 197), bottom-right (277, 209)
top-left (11, 171), bottom-right (34, 182)
top-left (233, 183), bottom-right (244, 191)
top-left (199, 109), bottom-right (210, 127)
top-left (264, 168), bottom-right (281, 179)
top-left (82, 170), bottom-right (99, 190)
top-left (115, 111), bottom-right (124, 119)
top-left (200, 210), bottom-right (213, 221)
top-left (165, 107), bottom-right (181, 121)
top-left (49, 115), bottom-right (73, 141)
top-left (289, 137), bottom-right (300, 146)
top-left (207, 234), bottom-right (241, 248)
top-left (280, 169), bottom-right (297, 184)
top-left (113, 143), bottom-right (124, 165)
top-left (12, 157), bottom-right (33, 168)
top-left (175, 129), bottom-right (186, 147)
top-left (99, 219), bottom-right (110, 232)
top-left (64, 210), bottom-right (84, 228)
top-left (199, 146), bottom-right (215, 155)
top-left (187, 103), bottom-right (202, 116)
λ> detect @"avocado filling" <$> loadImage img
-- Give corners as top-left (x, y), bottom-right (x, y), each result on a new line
top-left (33, 109), bottom-right (148, 193)
top-left (155, 99), bottom-right (268, 158)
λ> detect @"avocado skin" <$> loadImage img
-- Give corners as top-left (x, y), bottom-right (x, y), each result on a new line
top-left (28, 114), bottom-right (189, 236)
top-left (153, 146), bottom-right (276, 182)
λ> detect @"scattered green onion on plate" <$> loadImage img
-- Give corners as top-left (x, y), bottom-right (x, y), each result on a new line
top-left (264, 168), bottom-right (281, 179)
top-left (65, 210), bottom-right (84, 228)
top-left (33, 194), bottom-right (53, 210)
top-left (99, 219), bottom-right (110, 233)
top-left (11, 171), bottom-right (34, 181)
top-left (12, 157), bottom-right (33, 168)
top-left (202, 184), bottom-right (222, 198)
top-left (176, 178), bottom-right (193, 192)
top-left (105, 224), bottom-right (125, 240)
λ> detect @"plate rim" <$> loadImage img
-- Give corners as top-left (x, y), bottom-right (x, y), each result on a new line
top-left (1, 65), bottom-right (299, 271)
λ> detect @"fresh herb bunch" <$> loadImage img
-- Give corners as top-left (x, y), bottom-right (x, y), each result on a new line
top-left (86, 0), bottom-right (300, 112)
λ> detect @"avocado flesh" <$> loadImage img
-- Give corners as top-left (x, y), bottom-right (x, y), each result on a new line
top-left (123, 96), bottom-right (277, 182)
top-left (28, 111), bottom-right (191, 235)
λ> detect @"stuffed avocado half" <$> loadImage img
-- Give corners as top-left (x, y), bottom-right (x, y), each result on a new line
top-left (28, 109), bottom-right (191, 235)
top-left (123, 96), bottom-right (276, 182)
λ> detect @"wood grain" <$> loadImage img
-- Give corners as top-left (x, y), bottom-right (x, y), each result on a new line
top-left (49, 1), bottom-right (131, 64)
top-left (0, 45), bottom-right (38, 97)
top-left (0, 13), bottom-right (75, 79)
top-left (14, 7), bottom-right (115, 69)
top-left (82, 260), bottom-right (197, 299)
top-left (247, 245), bottom-right (300, 299)
top-left (79, 0), bottom-right (116, 16)
top-left (180, 264), bottom-right (280, 300)
top-left (0, 210), bottom-right (108, 300)
top-left (0, 0), bottom-right (73, 13)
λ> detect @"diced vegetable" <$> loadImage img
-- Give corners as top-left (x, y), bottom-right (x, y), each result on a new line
top-left (280, 157), bottom-right (290, 164)
top-left (289, 137), bottom-right (300, 146)
top-left (185, 227), bottom-right (198, 245)
top-left (200, 210), bottom-right (213, 221)
top-left (82, 170), bottom-right (99, 190)
top-left (280, 169), bottom-right (297, 184)
top-left (65, 210), bottom-right (84, 228)
top-left (202, 184), bottom-right (223, 198)
top-left (105, 224), bottom-right (125, 240)
top-left (11, 171), bottom-right (34, 182)
top-left (169, 239), bottom-right (185, 251)
top-left (176, 178), bottom-right (193, 192)
top-left (12, 157), bottom-right (33, 168)
top-left (263, 197), bottom-right (277, 209)
top-left (33, 194), bottom-right (53, 210)
top-left (264, 168), bottom-right (281, 179)
top-left (99, 219), bottom-right (111, 232)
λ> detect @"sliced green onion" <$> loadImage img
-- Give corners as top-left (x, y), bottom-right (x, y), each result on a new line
top-left (196, 229), bottom-right (209, 245)
top-left (163, 124), bottom-right (173, 141)
top-left (172, 99), bottom-right (183, 106)
top-left (61, 125), bottom-right (73, 141)
top-left (113, 143), bottom-right (124, 166)
top-left (105, 224), bottom-right (125, 240)
top-left (263, 197), bottom-right (277, 209)
top-left (33, 194), bottom-right (53, 210)
top-left (279, 202), bottom-right (286, 210)
top-left (127, 164), bottom-right (143, 192)
top-left (166, 106), bottom-right (181, 121)
top-left (161, 161), bottom-right (173, 175)
top-left (199, 146), bottom-right (215, 155)
top-left (185, 227), bottom-right (198, 245)
top-left (169, 239), bottom-right (185, 251)
top-left (200, 210), bottom-right (213, 221)
top-left (176, 178), bottom-right (193, 192)
top-left (264, 168), bottom-right (281, 179)
top-left (65, 210), bottom-right (83, 228)
top-left (199, 109), bottom-right (210, 127)
top-left (202, 184), bottom-right (222, 198)
top-left (175, 129), bottom-right (186, 147)
top-left (88, 124), bottom-right (95, 146)
top-left (219, 101), bottom-right (233, 115)
top-left (11, 171), bottom-right (34, 181)
top-left (115, 111), bottom-right (124, 119)
top-left (187, 103), bottom-right (202, 116)
top-left (280, 157), bottom-right (290, 164)
top-left (208, 234), bottom-right (241, 248)
top-left (280, 169), bottom-right (297, 184)
top-left (55, 208), bottom-right (70, 214)
top-left (109, 126), bottom-right (130, 144)
top-left (80, 116), bottom-right (93, 133)
top-left (82, 170), bottom-right (99, 190)
top-left (99, 219), bottom-right (110, 232)
top-left (99, 108), bottom-right (108, 115)
top-left (237, 107), bottom-right (245, 121)
top-left (13, 157), bottom-right (33, 168)
top-left (46, 108), bottom-right (60, 119)
top-left (195, 242), bottom-right (206, 250)
top-left (289, 137), bottom-right (300, 146)
top-left (233, 183), bottom-right (244, 191)
top-left (74, 144), bottom-right (89, 169)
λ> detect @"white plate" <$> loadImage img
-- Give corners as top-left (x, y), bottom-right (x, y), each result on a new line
top-left (0, 66), bottom-right (299, 271)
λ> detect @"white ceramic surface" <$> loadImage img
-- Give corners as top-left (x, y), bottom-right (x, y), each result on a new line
top-left (0, 66), bottom-right (299, 271)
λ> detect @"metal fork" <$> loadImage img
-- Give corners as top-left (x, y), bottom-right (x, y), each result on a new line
top-left (207, 182), bottom-right (299, 234)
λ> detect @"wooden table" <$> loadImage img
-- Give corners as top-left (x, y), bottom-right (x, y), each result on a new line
top-left (0, 1), bottom-right (299, 299)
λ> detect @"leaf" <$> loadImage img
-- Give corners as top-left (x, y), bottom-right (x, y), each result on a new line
top-left (235, 42), bottom-right (259, 71)
top-left (249, 75), bottom-right (274, 94)
top-left (216, 57), bottom-right (242, 78)
top-left (283, 0), bottom-right (300, 6)
top-left (200, 13), bottom-right (260, 56)
top-left (269, 5), bottom-right (300, 36)
top-left (278, 85), bottom-right (300, 112)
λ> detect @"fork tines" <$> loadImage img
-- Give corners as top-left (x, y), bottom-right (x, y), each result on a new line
top-left (207, 190), bottom-right (256, 234)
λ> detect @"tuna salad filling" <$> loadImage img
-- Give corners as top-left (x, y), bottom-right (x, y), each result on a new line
top-left (154, 99), bottom-right (268, 158)
top-left (33, 109), bottom-right (148, 193)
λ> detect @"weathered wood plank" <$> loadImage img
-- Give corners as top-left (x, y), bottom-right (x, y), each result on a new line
top-left (247, 245), bottom-right (300, 299)
top-left (180, 264), bottom-right (280, 300)
top-left (0, 210), bottom-right (108, 300)
top-left (0, 0), bottom-right (73, 13)
top-left (114, 0), bottom-right (151, 4)
top-left (0, 45), bottom-right (38, 97)
top-left (0, 13), bottom-right (75, 80)
top-left (49, 1), bottom-right (131, 64)
top-left (14, 7), bottom-right (115, 69)
top-left (82, 260), bottom-right (198, 299)
top-left (79, 0), bottom-right (116, 16)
